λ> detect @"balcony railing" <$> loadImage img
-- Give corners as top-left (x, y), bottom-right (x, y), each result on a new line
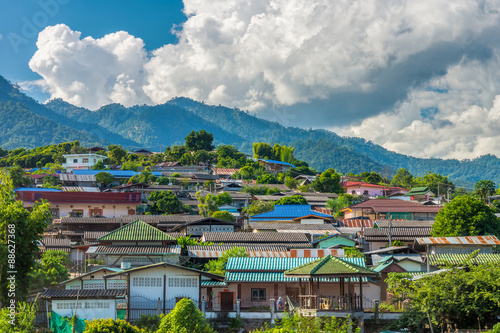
top-left (298, 294), bottom-right (364, 311)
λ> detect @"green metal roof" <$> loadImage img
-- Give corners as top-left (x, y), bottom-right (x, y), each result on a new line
top-left (404, 187), bottom-right (431, 196)
top-left (429, 253), bottom-right (500, 266)
top-left (226, 257), bottom-right (366, 271)
top-left (200, 280), bottom-right (228, 287)
top-left (98, 219), bottom-right (175, 242)
top-left (284, 255), bottom-right (377, 277)
top-left (226, 272), bottom-right (369, 283)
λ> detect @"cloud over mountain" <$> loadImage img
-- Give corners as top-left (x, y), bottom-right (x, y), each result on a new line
top-left (28, 0), bottom-right (500, 159)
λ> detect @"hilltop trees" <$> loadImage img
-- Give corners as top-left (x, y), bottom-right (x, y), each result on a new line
top-left (431, 196), bottom-right (500, 237)
top-left (185, 130), bottom-right (214, 152)
top-left (252, 142), bottom-right (294, 163)
top-left (107, 144), bottom-right (127, 165)
top-left (475, 180), bottom-right (495, 203)
top-left (312, 169), bottom-right (344, 193)
top-left (391, 168), bottom-right (414, 188)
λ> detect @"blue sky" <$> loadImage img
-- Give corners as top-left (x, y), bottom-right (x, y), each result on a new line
top-left (0, 0), bottom-right (185, 82)
top-left (2, 0), bottom-right (500, 160)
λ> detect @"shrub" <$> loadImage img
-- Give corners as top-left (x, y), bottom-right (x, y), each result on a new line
top-left (157, 298), bottom-right (214, 333)
top-left (84, 318), bottom-right (144, 333)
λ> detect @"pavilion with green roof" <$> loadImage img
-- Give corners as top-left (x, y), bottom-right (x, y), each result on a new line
top-left (284, 255), bottom-right (378, 311)
top-left (87, 220), bottom-right (180, 268)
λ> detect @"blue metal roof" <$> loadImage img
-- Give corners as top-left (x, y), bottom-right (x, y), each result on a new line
top-left (226, 257), bottom-right (365, 271)
top-left (14, 187), bottom-right (62, 192)
top-left (250, 205), bottom-right (333, 221)
top-left (259, 159), bottom-right (295, 167)
top-left (72, 170), bottom-right (162, 177)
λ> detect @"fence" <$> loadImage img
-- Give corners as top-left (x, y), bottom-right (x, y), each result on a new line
top-left (128, 295), bottom-right (200, 321)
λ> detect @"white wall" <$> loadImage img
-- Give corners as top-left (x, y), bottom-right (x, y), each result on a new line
top-left (300, 219), bottom-right (326, 225)
top-left (52, 299), bottom-right (117, 320)
top-left (353, 282), bottom-right (380, 309)
top-left (129, 265), bottom-right (200, 308)
top-left (56, 204), bottom-right (132, 218)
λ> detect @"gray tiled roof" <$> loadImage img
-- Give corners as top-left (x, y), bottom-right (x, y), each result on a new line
top-left (42, 238), bottom-right (71, 247)
top-left (364, 227), bottom-right (432, 241)
top-left (187, 244), bottom-right (293, 252)
top-left (84, 231), bottom-right (109, 240)
top-left (375, 220), bottom-right (434, 228)
top-left (41, 289), bottom-right (126, 299)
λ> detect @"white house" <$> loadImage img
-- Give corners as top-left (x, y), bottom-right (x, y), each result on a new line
top-left (104, 262), bottom-right (224, 321)
top-left (62, 153), bottom-right (106, 172)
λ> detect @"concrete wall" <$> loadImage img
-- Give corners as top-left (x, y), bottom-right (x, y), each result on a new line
top-left (55, 204), bottom-right (132, 218)
top-left (52, 299), bottom-right (117, 320)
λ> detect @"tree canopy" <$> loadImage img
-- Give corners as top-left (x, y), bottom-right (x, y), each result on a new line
top-left (274, 195), bottom-right (308, 205)
top-left (312, 168), bottom-right (344, 194)
top-left (149, 190), bottom-right (186, 215)
top-left (185, 130), bottom-right (214, 152)
top-left (204, 247), bottom-right (248, 276)
top-left (431, 196), bottom-right (500, 237)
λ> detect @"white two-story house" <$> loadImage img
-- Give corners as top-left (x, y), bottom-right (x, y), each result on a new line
top-left (62, 153), bottom-right (106, 172)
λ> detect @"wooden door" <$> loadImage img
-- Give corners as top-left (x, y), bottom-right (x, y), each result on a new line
top-left (89, 208), bottom-right (103, 216)
top-left (220, 292), bottom-right (233, 311)
top-left (286, 287), bottom-right (299, 302)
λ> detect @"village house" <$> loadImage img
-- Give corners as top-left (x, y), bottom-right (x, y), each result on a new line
top-left (86, 220), bottom-right (180, 268)
top-left (170, 217), bottom-right (238, 236)
top-left (415, 235), bottom-right (500, 255)
top-left (17, 190), bottom-right (142, 218)
top-left (250, 205), bottom-right (334, 223)
top-left (62, 153), bottom-right (107, 172)
top-left (341, 199), bottom-right (442, 220)
top-left (103, 262), bottom-right (224, 321)
top-left (404, 186), bottom-right (435, 202)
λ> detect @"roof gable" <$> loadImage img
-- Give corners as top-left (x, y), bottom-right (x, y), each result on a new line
top-left (284, 255), bottom-right (376, 276)
top-left (226, 257), bottom-right (366, 271)
top-left (98, 220), bottom-right (175, 242)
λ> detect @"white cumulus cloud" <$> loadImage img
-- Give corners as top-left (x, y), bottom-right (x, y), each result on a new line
top-left (29, 24), bottom-right (151, 109)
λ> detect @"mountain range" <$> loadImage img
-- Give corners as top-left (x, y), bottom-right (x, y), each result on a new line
top-left (0, 74), bottom-right (498, 187)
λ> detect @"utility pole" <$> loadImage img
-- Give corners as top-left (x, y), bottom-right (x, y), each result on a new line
top-left (388, 214), bottom-right (393, 247)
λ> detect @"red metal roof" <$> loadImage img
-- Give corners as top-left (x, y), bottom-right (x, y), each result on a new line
top-left (212, 168), bottom-right (240, 176)
top-left (337, 219), bottom-right (376, 228)
top-left (348, 199), bottom-right (443, 213)
top-left (342, 181), bottom-right (386, 189)
top-left (416, 235), bottom-right (500, 245)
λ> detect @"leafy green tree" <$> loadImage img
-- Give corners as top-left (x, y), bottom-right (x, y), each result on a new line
top-left (204, 247), bottom-right (248, 276)
top-left (342, 247), bottom-right (365, 260)
top-left (196, 192), bottom-right (218, 217)
top-left (8, 165), bottom-right (32, 188)
top-left (416, 172), bottom-right (454, 197)
top-left (157, 176), bottom-right (170, 185)
top-left (432, 196), bottom-right (500, 237)
top-left (242, 185), bottom-right (269, 196)
top-left (185, 130), bottom-right (214, 152)
top-left (312, 168), bottom-right (343, 194)
top-left (0, 299), bottom-right (38, 332)
top-left (475, 180), bottom-right (495, 203)
top-left (244, 201), bottom-right (275, 216)
top-left (165, 145), bottom-right (188, 161)
top-left (215, 192), bottom-right (233, 206)
top-left (157, 298), bottom-right (214, 333)
top-left (179, 152), bottom-right (194, 166)
top-left (92, 159), bottom-right (107, 170)
top-left (362, 171), bottom-right (384, 184)
top-left (256, 173), bottom-right (280, 184)
top-left (211, 210), bottom-right (235, 222)
top-left (149, 191), bottom-right (185, 215)
top-left (193, 150), bottom-right (210, 165)
top-left (238, 166), bottom-right (255, 180)
top-left (391, 168), bottom-right (414, 188)
top-left (134, 167), bottom-right (157, 184)
top-left (203, 180), bottom-right (215, 191)
top-left (84, 318), bottom-right (145, 333)
top-left (253, 312), bottom-right (358, 333)
top-left (0, 172), bottom-right (51, 304)
top-left (107, 145), bottom-right (127, 165)
top-left (95, 172), bottom-right (115, 187)
top-left (171, 172), bottom-right (182, 178)
top-left (134, 314), bottom-right (164, 332)
top-left (326, 195), bottom-right (349, 218)
top-left (275, 195), bottom-right (308, 205)
top-left (297, 184), bottom-right (314, 192)
top-left (252, 142), bottom-right (274, 159)
top-left (180, 178), bottom-right (191, 189)
top-left (387, 263), bottom-right (500, 330)
top-left (285, 178), bottom-right (299, 189)
top-left (30, 250), bottom-right (70, 289)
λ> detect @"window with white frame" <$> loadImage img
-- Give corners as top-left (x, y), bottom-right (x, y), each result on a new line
top-left (56, 302), bottom-right (82, 310)
top-left (132, 277), bottom-right (162, 287)
top-left (168, 277), bottom-right (198, 288)
top-left (85, 302), bottom-right (110, 309)
top-left (107, 280), bottom-right (127, 289)
top-left (84, 282), bottom-right (105, 290)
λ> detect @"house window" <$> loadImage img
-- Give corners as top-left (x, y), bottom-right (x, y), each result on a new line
top-left (108, 281), bottom-right (127, 289)
top-left (132, 277), bottom-right (162, 287)
top-left (70, 210), bottom-right (84, 218)
top-left (168, 277), bottom-right (198, 288)
top-left (363, 190), bottom-right (369, 195)
top-left (73, 159), bottom-right (78, 163)
top-left (85, 302), bottom-right (110, 309)
top-left (57, 302), bottom-right (82, 310)
top-left (82, 158), bottom-right (89, 163)
top-left (251, 288), bottom-right (266, 301)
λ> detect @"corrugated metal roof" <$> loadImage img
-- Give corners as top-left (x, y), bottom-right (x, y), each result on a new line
top-left (375, 220), bottom-right (434, 228)
top-left (290, 249), bottom-right (344, 258)
top-left (42, 238), bottom-right (71, 247)
top-left (284, 256), bottom-right (376, 276)
top-left (337, 219), bottom-right (376, 228)
top-left (98, 220), bottom-right (176, 242)
top-left (92, 245), bottom-right (181, 254)
top-left (276, 229), bottom-right (339, 235)
top-left (73, 170), bottom-right (162, 177)
top-left (250, 205), bottom-right (333, 221)
top-left (250, 223), bottom-right (337, 231)
top-left (212, 168), bottom-right (240, 176)
top-left (201, 232), bottom-right (310, 244)
top-left (226, 272), bottom-right (369, 282)
top-left (84, 231), bottom-right (109, 240)
top-left (200, 280), bottom-right (228, 287)
top-left (189, 250), bottom-right (290, 258)
top-left (61, 186), bottom-right (100, 192)
top-left (348, 199), bottom-right (443, 213)
top-left (59, 174), bottom-right (96, 182)
top-left (416, 235), bottom-right (500, 245)
top-left (428, 253), bottom-right (500, 265)
top-left (187, 245), bottom-right (291, 252)
top-left (226, 257), bottom-right (365, 271)
top-left (40, 247), bottom-right (71, 253)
